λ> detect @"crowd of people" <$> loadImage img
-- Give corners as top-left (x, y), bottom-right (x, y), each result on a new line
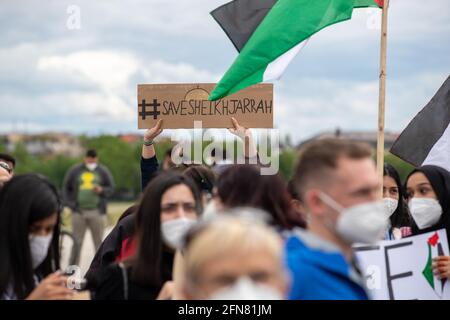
top-left (1, 117), bottom-right (450, 300)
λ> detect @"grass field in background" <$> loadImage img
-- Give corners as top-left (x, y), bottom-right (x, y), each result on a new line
top-left (60, 201), bottom-right (137, 232)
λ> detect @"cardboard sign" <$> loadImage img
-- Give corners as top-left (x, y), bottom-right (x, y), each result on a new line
top-left (137, 83), bottom-right (273, 129)
top-left (353, 229), bottom-right (450, 300)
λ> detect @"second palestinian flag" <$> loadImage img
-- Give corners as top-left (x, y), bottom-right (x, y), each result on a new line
top-left (390, 76), bottom-right (450, 172)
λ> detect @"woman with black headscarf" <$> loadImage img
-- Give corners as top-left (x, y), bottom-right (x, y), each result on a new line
top-left (406, 165), bottom-right (450, 279)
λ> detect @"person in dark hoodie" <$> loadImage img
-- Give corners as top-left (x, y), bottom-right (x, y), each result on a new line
top-left (93, 172), bottom-right (202, 300)
top-left (406, 165), bottom-right (450, 279)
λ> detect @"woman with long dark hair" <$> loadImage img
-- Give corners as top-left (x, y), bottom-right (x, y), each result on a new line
top-left (94, 172), bottom-right (202, 299)
top-left (0, 174), bottom-right (73, 300)
top-left (383, 163), bottom-right (413, 239)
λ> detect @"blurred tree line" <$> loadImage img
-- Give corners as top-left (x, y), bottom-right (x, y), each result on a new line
top-left (0, 135), bottom-right (414, 199)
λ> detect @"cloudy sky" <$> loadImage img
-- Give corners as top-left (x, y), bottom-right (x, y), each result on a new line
top-left (0, 0), bottom-right (449, 143)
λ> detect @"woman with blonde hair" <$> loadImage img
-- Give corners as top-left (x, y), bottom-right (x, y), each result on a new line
top-left (181, 209), bottom-right (289, 300)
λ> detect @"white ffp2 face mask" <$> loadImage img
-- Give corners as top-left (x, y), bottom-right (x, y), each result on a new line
top-left (161, 218), bottom-right (197, 250)
top-left (383, 197), bottom-right (398, 218)
top-left (86, 163), bottom-right (98, 171)
top-left (320, 193), bottom-right (388, 244)
top-left (409, 198), bottom-right (442, 229)
top-left (209, 277), bottom-right (283, 300)
top-left (29, 233), bottom-right (53, 269)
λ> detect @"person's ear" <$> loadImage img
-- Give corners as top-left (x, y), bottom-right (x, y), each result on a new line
top-left (304, 189), bottom-right (326, 217)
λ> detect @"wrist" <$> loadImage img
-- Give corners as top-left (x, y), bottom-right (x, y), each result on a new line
top-left (143, 139), bottom-right (154, 146)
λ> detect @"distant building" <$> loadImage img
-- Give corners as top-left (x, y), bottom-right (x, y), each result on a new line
top-left (297, 129), bottom-right (399, 150)
top-left (119, 134), bottom-right (142, 145)
top-left (2, 132), bottom-right (83, 157)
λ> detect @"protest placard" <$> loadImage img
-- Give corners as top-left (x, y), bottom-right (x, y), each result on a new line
top-left (354, 229), bottom-right (450, 300)
top-left (137, 83), bottom-right (273, 129)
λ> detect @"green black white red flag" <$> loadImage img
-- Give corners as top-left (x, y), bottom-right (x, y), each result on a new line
top-left (390, 76), bottom-right (450, 172)
top-left (209, 0), bottom-right (383, 100)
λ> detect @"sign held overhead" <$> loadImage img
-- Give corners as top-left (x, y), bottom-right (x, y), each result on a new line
top-left (137, 83), bottom-right (273, 129)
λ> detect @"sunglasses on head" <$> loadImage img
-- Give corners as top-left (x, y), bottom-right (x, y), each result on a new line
top-left (0, 161), bottom-right (11, 174)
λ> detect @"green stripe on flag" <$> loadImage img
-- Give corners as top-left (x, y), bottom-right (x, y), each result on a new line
top-left (423, 244), bottom-right (435, 289)
top-left (209, 0), bottom-right (381, 101)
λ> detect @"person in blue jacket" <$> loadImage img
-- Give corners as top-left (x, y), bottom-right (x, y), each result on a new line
top-left (286, 139), bottom-right (389, 300)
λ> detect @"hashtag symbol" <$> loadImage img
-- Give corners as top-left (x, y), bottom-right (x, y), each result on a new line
top-left (139, 99), bottom-right (161, 120)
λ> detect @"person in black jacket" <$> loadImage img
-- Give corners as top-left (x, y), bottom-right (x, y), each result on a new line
top-left (85, 120), bottom-right (164, 287)
top-left (84, 206), bottom-right (136, 289)
top-left (93, 172), bottom-right (202, 300)
top-left (86, 119), bottom-right (220, 291)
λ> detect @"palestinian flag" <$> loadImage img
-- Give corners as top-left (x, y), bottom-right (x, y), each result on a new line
top-left (209, 0), bottom-right (383, 101)
top-left (211, 0), bottom-right (278, 52)
top-left (422, 232), bottom-right (447, 298)
top-left (390, 76), bottom-right (450, 172)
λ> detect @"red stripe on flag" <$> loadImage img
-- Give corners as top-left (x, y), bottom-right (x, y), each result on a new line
top-left (428, 232), bottom-right (440, 247)
top-left (374, 0), bottom-right (383, 7)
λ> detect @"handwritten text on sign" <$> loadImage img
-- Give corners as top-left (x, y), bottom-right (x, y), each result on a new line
top-left (137, 83), bottom-right (273, 129)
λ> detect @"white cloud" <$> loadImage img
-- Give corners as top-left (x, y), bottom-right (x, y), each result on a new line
top-left (37, 50), bottom-right (139, 92)
top-left (274, 71), bottom-right (449, 142)
top-left (84, 0), bottom-right (227, 38)
top-left (140, 60), bottom-right (219, 83)
top-left (0, 0), bottom-right (448, 142)
top-left (0, 48), bottom-right (220, 133)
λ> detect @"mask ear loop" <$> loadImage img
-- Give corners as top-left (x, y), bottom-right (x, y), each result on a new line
top-left (315, 191), bottom-right (346, 236)
top-left (318, 192), bottom-right (344, 213)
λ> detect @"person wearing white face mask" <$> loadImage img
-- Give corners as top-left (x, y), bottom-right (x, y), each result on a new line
top-left (93, 172), bottom-right (202, 300)
top-left (181, 213), bottom-right (288, 300)
top-left (86, 122), bottom-right (217, 291)
top-left (406, 165), bottom-right (450, 280)
top-left (0, 174), bottom-right (74, 300)
top-left (63, 149), bottom-right (115, 265)
top-left (286, 139), bottom-right (387, 300)
top-left (382, 163), bottom-right (414, 240)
